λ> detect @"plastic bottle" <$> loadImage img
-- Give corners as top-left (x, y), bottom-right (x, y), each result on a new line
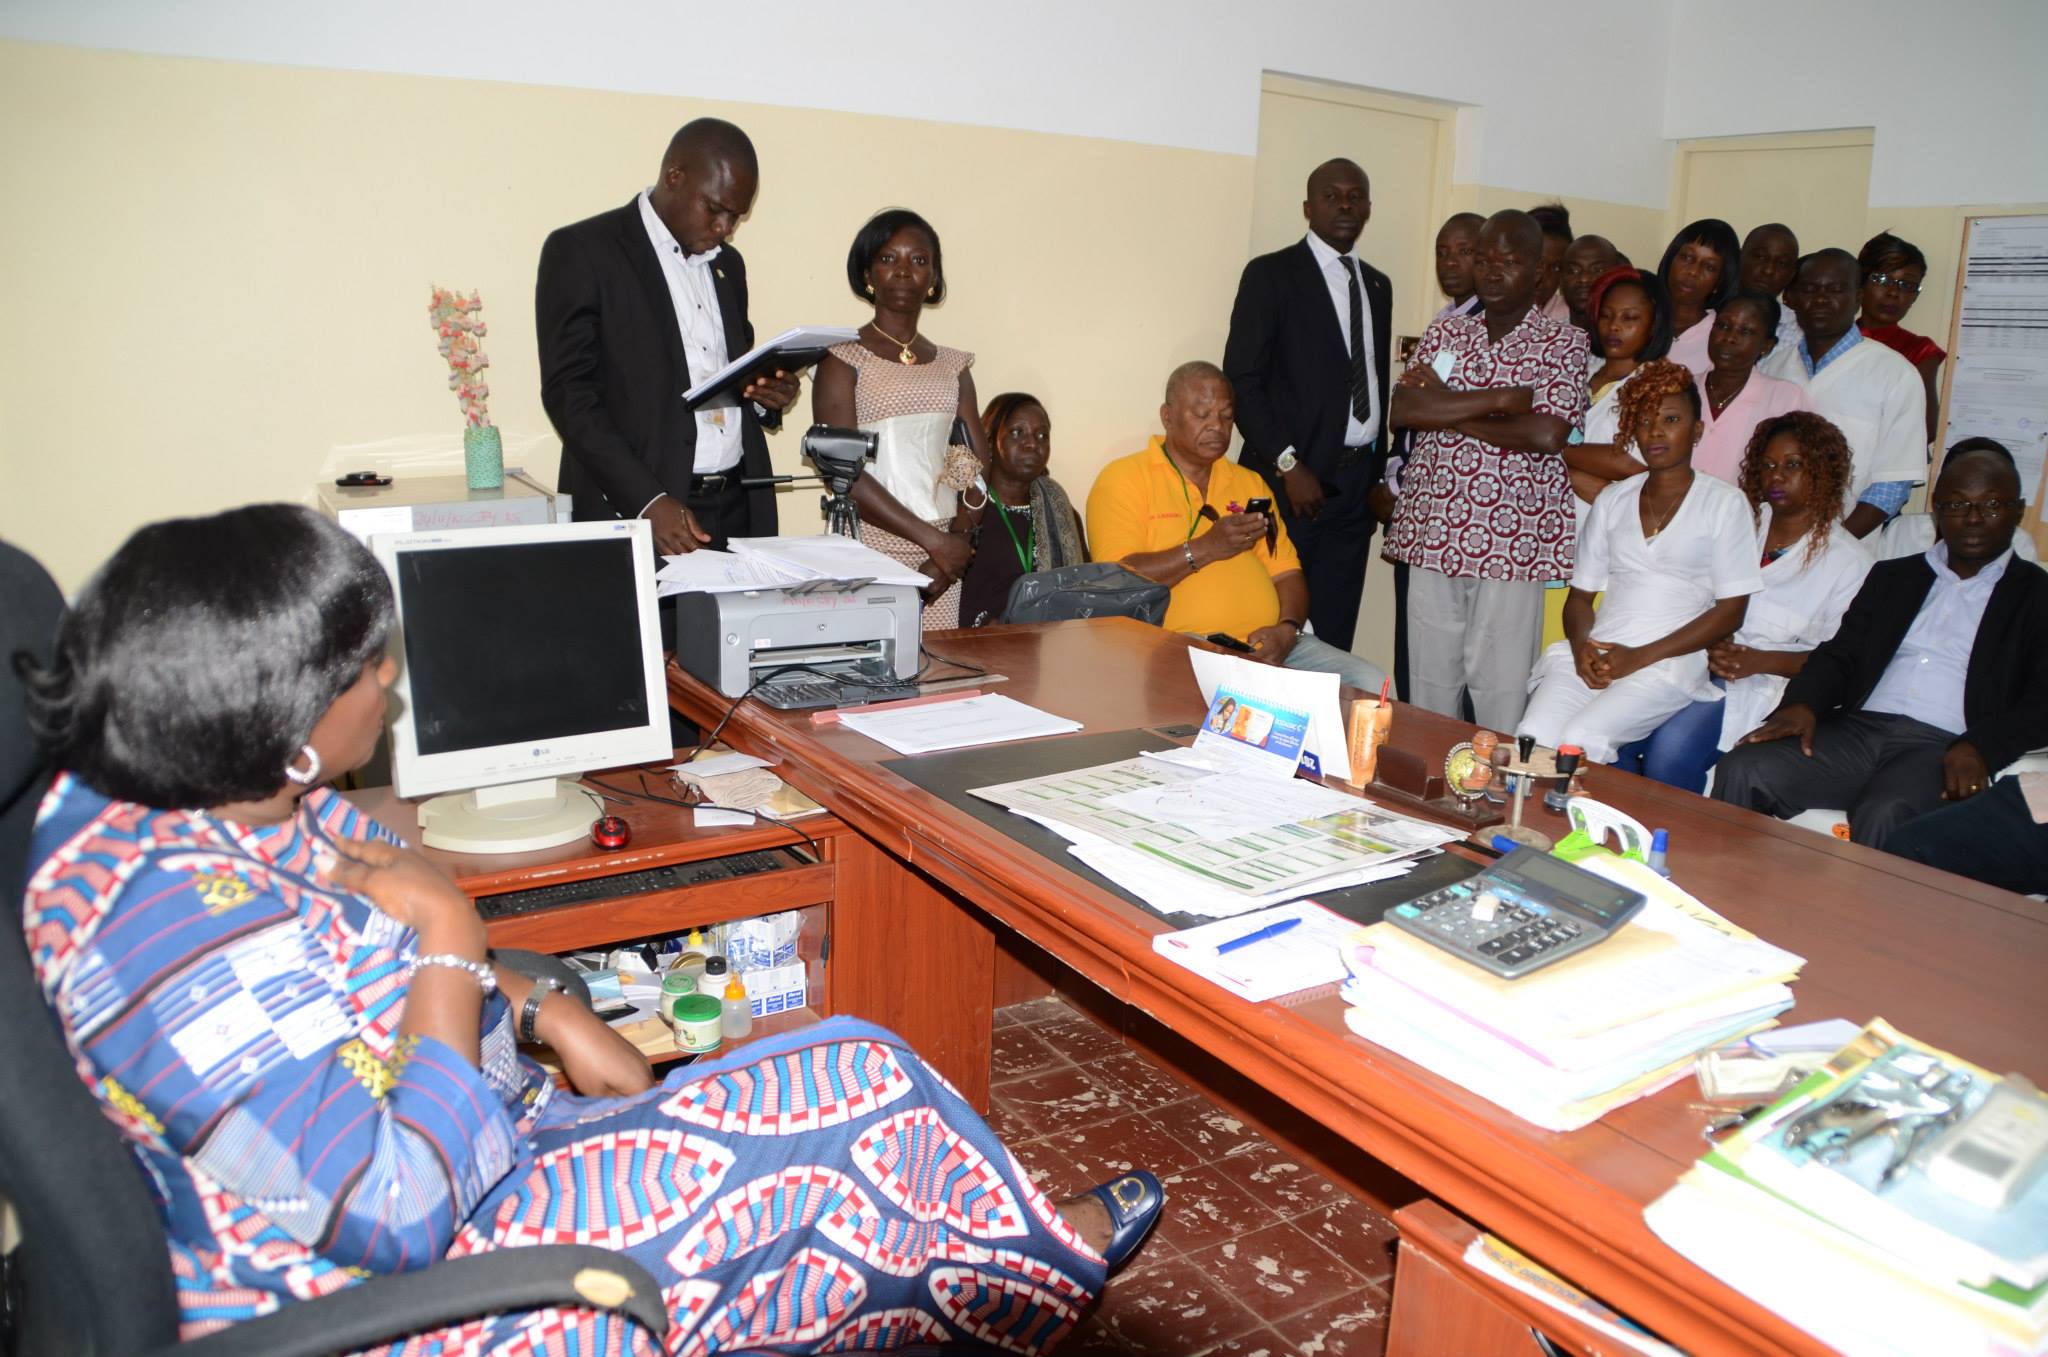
top-left (1647, 827), bottom-right (1671, 877)
top-left (702, 955), bottom-right (729, 998)
top-left (721, 971), bottom-right (753, 1040)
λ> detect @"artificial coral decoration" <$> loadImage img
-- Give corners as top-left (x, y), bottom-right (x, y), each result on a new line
top-left (429, 286), bottom-right (491, 428)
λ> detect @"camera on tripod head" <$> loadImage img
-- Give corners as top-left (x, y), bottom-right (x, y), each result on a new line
top-left (801, 425), bottom-right (878, 536)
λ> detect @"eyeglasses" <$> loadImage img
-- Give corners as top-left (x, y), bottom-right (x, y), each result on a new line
top-left (1931, 498), bottom-right (2015, 518)
top-left (1866, 272), bottom-right (1922, 295)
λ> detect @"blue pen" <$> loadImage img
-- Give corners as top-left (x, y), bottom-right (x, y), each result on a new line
top-left (1215, 916), bottom-right (1303, 955)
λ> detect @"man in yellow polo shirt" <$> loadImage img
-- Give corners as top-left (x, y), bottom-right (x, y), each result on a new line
top-left (1087, 360), bottom-right (1386, 692)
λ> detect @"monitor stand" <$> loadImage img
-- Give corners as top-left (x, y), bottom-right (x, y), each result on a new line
top-left (416, 777), bottom-right (603, 854)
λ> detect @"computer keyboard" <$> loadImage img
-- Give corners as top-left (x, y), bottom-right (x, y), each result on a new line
top-left (474, 849), bottom-right (800, 919)
top-left (753, 659), bottom-right (922, 710)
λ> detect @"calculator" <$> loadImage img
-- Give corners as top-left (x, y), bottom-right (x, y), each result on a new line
top-left (1384, 848), bottom-right (1647, 979)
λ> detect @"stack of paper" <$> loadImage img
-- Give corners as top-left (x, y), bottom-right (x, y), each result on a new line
top-left (1339, 855), bottom-right (1804, 1131)
top-left (655, 533), bottom-right (929, 597)
top-left (837, 693), bottom-right (1082, 755)
top-left (969, 755), bottom-right (1461, 918)
top-left (1150, 901), bottom-right (1357, 1002)
top-left (1645, 1021), bottom-right (2048, 1357)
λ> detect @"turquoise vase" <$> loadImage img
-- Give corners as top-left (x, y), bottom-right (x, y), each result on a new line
top-left (464, 424), bottom-right (503, 490)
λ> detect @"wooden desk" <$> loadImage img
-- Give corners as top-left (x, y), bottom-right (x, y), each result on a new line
top-left (347, 782), bottom-right (849, 1053)
top-left (667, 619), bottom-right (2048, 1357)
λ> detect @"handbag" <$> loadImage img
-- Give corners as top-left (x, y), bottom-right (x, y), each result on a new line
top-left (1000, 562), bottom-right (1170, 625)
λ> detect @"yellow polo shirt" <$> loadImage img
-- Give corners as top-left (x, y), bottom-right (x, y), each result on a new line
top-left (1085, 436), bottom-right (1302, 639)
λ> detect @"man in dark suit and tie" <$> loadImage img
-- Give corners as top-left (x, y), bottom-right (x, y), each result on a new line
top-left (536, 118), bottom-right (801, 564)
top-left (1713, 445), bottom-right (2048, 849)
top-left (1223, 158), bottom-right (1392, 653)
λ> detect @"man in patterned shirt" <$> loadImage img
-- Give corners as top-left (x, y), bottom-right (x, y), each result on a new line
top-left (1383, 209), bottom-right (1592, 729)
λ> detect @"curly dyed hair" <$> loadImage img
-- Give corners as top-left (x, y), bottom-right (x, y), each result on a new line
top-left (1614, 359), bottom-right (1702, 460)
top-left (1737, 411), bottom-right (1853, 563)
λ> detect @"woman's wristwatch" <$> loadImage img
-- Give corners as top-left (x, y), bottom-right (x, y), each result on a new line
top-left (519, 977), bottom-right (566, 1044)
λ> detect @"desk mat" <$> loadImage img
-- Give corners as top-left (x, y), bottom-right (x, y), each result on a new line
top-left (881, 727), bottom-right (1481, 930)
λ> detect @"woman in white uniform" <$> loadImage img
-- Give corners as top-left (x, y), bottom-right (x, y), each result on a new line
top-left (1616, 411), bottom-right (1871, 790)
top-left (1562, 268), bottom-right (1672, 518)
top-left (1519, 360), bottom-right (1762, 764)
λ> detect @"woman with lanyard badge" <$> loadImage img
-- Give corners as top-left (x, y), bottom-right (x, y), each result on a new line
top-left (957, 392), bottom-right (1088, 627)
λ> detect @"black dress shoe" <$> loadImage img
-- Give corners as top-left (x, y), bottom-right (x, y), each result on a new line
top-left (1082, 1170), bottom-right (1164, 1272)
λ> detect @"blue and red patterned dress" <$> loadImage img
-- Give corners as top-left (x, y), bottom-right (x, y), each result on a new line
top-left (24, 775), bottom-right (1104, 1354)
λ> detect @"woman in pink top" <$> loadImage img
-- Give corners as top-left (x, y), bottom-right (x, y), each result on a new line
top-left (1691, 292), bottom-right (1806, 485)
top-left (1658, 218), bottom-right (1740, 376)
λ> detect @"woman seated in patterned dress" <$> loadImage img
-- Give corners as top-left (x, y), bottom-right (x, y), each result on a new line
top-left (813, 209), bottom-right (992, 630)
top-left (18, 504), bottom-right (1162, 1354)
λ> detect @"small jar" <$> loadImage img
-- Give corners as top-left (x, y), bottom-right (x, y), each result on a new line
top-left (669, 993), bottom-right (722, 1055)
top-left (702, 956), bottom-right (729, 993)
top-left (659, 970), bottom-right (696, 1022)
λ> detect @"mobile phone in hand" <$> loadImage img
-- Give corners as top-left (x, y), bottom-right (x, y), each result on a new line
top-left (1204, 632), bottom-right (1256, 654)
top-left (1241, 497), bottom-right (1277, 550)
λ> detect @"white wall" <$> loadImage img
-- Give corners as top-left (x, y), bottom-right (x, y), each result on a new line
top-left (0, 0), bottom-right (1676, 206)
top-left (1662, 0), bottom-right (2048, 207)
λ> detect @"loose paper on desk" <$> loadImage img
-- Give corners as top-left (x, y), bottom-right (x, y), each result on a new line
top-left (655, 534), bottom-right (928, 597)
top-left (970, 756), bottom-right (1458, 907)
top-left (836, 693), bottom-right (1081, 755)
top-left (1188, 649), bottom-right (1351, 782)
top-left (1152, 900), bottom-right (1355, 1002)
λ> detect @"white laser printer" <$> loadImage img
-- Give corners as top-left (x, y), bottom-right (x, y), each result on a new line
top-left (673, 582), bottom-right (921, 708)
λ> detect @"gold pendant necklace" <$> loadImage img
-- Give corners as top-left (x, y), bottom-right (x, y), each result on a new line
top-left (868, 320), bottom-right (920, 365)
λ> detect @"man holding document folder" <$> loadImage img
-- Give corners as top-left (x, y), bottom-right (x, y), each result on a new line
top-left (538, 118), bottom-right (801, 560)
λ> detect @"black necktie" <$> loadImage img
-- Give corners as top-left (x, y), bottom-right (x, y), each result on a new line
top-left (1343, 257), bottom-right (1372, 463)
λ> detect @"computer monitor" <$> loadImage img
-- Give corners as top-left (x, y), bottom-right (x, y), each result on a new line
top-left (373, 518), bottom-right (671, 853)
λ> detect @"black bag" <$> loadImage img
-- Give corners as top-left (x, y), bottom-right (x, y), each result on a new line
top-left (1000, 562), bottom-right (1170, 625)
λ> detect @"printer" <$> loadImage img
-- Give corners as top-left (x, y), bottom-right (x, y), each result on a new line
top-left (673, 583), bottom-right (921, 699)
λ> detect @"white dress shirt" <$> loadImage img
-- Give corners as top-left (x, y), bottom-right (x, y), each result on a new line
top-left (638, 190), bottom-right (743, 477)
top-left (1302, 231), bottom-right (1378, 448)
top-left (1865, 541), bottom-right (2012, 735)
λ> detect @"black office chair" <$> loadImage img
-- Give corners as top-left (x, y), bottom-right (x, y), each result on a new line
top-left (0, 541), bottom-right (667, 1356)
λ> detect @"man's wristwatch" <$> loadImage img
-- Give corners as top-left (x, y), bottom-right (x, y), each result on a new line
top-left (1274, 448), bottom-right (1299, 474)
top-left (519, 977), bottom-right (566, 1044)
top-left (1279, 618), bottom-right (1305, 635)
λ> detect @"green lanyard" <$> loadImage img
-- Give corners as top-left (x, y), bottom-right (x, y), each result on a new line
top-left (993, 499), bottom-right (1035, 572)
top-left (1167, 456), bottom-right (1206, 541)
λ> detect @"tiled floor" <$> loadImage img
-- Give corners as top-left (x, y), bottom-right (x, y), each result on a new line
top-left (993, 995), bottom-right (1401, 1356)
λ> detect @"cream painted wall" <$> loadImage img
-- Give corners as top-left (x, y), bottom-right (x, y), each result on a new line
top-left (1663, 0), bottom-right (2048, 209)
top-left (0, 41), bottom-right (1251, 591)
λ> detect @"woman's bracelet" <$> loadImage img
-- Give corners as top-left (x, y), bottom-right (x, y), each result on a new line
top-left (408, 953), bottom-right (497, 995)
top-left (1182, 542), bottom-right (1198, 572)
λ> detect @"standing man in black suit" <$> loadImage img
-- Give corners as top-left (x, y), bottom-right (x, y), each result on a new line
top-left (537, 118), bottom-right (801, 563)
top-left (1224, 158), bottom-right (1392, 653)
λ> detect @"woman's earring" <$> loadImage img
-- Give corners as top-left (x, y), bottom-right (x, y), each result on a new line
top-left (864, 282), bottom-right (874, 296)
top-left (284, 744), bottom-right (322, 786)
top-left (927, 286), bottom-right (938, 300)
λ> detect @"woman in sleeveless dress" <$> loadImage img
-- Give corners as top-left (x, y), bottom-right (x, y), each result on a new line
top-left (813, 209), bottom-right (991, 631)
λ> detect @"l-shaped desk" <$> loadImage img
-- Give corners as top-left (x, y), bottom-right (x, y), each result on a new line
top-left (667, 617), bottom-right (2048, 1357)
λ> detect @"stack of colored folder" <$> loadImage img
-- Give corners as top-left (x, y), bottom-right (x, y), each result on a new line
top-left (1339, 855), bottom-right (1804, 1132)
top-left (1646, 1020), bottom-right (2048, 1357)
